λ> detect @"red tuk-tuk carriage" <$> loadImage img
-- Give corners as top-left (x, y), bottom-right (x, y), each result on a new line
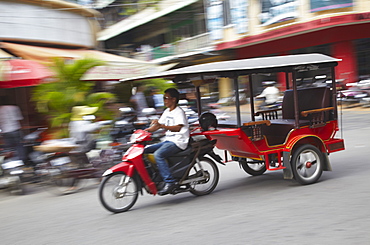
top-left (121, 53), bottom-right (345, 185)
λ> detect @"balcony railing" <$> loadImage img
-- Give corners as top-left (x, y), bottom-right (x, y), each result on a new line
top-left (134, 32), bottom-right (213, 62)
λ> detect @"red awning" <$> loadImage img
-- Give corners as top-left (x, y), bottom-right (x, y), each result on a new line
top-left (0, 59), bottom-right (53, 88)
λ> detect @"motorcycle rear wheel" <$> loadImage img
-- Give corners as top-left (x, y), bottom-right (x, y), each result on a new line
top-left (99, 172), bottom-right (139, 213)
top-left (189, 157), bottom-right (219, 196)
top-left (239, 160), bottom-right (267, 176)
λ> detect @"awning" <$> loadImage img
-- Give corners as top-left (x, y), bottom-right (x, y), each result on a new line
top-left (0, 42), bottom-right (167, 81)
top-left (98, 0), bottom-right (198, 41)
top-left (0, 49), bottom-right (13, 59)
top-left (0, 59), bottom-right (53, 88)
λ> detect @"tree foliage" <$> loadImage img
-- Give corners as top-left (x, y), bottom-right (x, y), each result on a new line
top-left (32, 57), bottom-right (115, 138)
top-left (112, 78), bottom-right (176, 104)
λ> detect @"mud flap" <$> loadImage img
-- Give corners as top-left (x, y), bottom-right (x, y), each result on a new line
top-left (207, 151), bottom-right (224, 165)
top-left (323, 153), bottom-right (332, 171)
top-left (283, 151), bottom-right (293, 179)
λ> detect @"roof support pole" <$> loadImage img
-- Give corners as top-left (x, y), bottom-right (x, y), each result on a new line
top-left (233, 75), bottom-right (241, 127)
top-left (192, 79), bottom-right (203, 117)
top-left (292, 70), bottom-right (300, 128)
top-left (248, 74), bottom-right (255, 122)
top-left (285, 72), bottom-right (290, 90)
top-left (331, 66), bottom-right (338, 119)
top-left (195, 85), bottom-right (202, 117)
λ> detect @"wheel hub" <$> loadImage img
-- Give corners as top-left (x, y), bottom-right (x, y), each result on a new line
top-left (305, 161), bottom-right (312, 168)
top-left (113, 186), bottom-right (125, 198)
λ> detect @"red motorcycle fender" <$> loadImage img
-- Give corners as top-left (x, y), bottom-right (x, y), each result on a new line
top-left (102, 161), bottom-right (135, 177)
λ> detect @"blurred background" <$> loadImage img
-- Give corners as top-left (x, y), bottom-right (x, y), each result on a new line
top-left (0, 0), bottom-right (369, 135)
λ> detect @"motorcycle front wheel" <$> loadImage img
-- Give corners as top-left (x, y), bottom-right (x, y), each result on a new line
top-left (189, 157), bottom-right (219, 196)
top-left (99, 172), bottom-right (139, 213)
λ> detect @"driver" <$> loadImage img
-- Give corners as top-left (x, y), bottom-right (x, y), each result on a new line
top-left (144, 88), bottom-right (189, 195)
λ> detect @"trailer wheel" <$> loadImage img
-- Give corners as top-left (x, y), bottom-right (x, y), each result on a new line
top-left (291, 144), bottom-right (324, 185)
top-left (239, 160), bottom-right (266, 176)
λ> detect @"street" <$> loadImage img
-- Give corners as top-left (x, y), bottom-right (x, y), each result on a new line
top-left (0, 110), bottom-right (369, 245)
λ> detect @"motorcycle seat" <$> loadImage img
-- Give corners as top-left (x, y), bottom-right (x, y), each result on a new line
top-left (173, 145), bottom-right (193, 157)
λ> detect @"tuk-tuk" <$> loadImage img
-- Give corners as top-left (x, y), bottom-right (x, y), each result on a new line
top-left (120, 53), bottom-right (345, 185)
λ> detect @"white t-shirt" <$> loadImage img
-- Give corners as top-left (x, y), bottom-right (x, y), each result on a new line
top-left (0, 105), bottom-right (23, 133)
top-left (68, 120), bottom-right (100, 143)
top-left (158, 106), bottom-right (189, 150)
top-left (257, 86), bottom-right (280, 104)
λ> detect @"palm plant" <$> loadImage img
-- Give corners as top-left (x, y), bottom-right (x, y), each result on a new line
top-left (32, 57), bottom-right (115, 138)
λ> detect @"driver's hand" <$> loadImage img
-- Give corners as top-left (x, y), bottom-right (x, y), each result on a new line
top-left (150, 119), bottom-right (159, 126)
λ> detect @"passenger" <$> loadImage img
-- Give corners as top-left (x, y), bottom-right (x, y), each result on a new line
top-left (144, 88), bottom-right (189, 195)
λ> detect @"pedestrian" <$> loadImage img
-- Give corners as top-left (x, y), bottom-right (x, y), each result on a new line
top-left (256, 81), bottom-right (280, 106)
top-left (0, 99), bottom-right (25, 162)
top-left (144, 88), bottom-right (189, 195)
top-left (68, 106), bottom-right (102, 152)
top-left (130, 84), bottom-right (148, 115)
top-left (146, 87), bottom-right (156, 108)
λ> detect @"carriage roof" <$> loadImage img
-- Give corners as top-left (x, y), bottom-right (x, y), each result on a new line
top-left (119, 53), bottom-right (341, 83)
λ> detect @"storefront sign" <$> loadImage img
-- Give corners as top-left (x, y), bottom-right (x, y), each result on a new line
top-left (206, 0), bottom-right (224, 40)
top-left (310, 0), bottom-right (353, 13)
top-left (230, 0), bottom-right (248, 34)
top-left (260, 0), bottom-right (298, 26)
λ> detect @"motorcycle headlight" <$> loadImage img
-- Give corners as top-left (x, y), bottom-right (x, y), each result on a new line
top-left (129, 132), bottom-right (139, 143)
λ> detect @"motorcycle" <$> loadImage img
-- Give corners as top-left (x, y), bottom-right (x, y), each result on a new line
top-left (98, 129), bottom-right (223, 213)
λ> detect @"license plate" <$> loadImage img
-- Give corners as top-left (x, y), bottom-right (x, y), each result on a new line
top-left (50, 157), bottom-right (71, 166)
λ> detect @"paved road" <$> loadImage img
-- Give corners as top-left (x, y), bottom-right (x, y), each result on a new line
top-left (0, 110), bottom-right (369, 245)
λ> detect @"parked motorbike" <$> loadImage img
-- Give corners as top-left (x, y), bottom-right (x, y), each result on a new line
top-left (23, 127), bottom-right (48, 166)
top-left (98, 129), bottom-right (223, 213)
top-left (257, 100), bottom-right (282, 111)
top-left (34, 137), bottom-right (122, 195)
top-left (338, 79), bottom-right (370, 107)
top-left (179, 99), bottom-right (230, 125)
top-left (0, 150), bottom-right (25, 194)
top-left (110, 107), bottom-right (160, 144)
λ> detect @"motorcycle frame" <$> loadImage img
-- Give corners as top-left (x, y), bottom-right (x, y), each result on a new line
top-left (104, 137), bottom-right (223, 195)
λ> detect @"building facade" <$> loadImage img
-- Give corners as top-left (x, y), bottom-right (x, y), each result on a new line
top-left (98, 0), bottom-right (370, 90)
top-left (0, 0), bottom-right (100, 48)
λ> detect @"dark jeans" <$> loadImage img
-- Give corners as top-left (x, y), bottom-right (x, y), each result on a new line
top-left (2, 130), bottom-right (25, 161)
top-left (144, 141), bottom-right (182, 183)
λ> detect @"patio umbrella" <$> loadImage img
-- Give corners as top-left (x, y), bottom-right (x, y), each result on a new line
top-left (0, 59), bottom-right (53, 88)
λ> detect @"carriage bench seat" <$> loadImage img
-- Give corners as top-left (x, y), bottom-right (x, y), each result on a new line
top-left (261, 119), bottom-right (308, 145)
top-left (241, 119), bottom-right (308, 145)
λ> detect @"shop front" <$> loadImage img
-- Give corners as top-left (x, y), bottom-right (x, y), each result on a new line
top-left (217, 12), bottom-right (370, 88)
